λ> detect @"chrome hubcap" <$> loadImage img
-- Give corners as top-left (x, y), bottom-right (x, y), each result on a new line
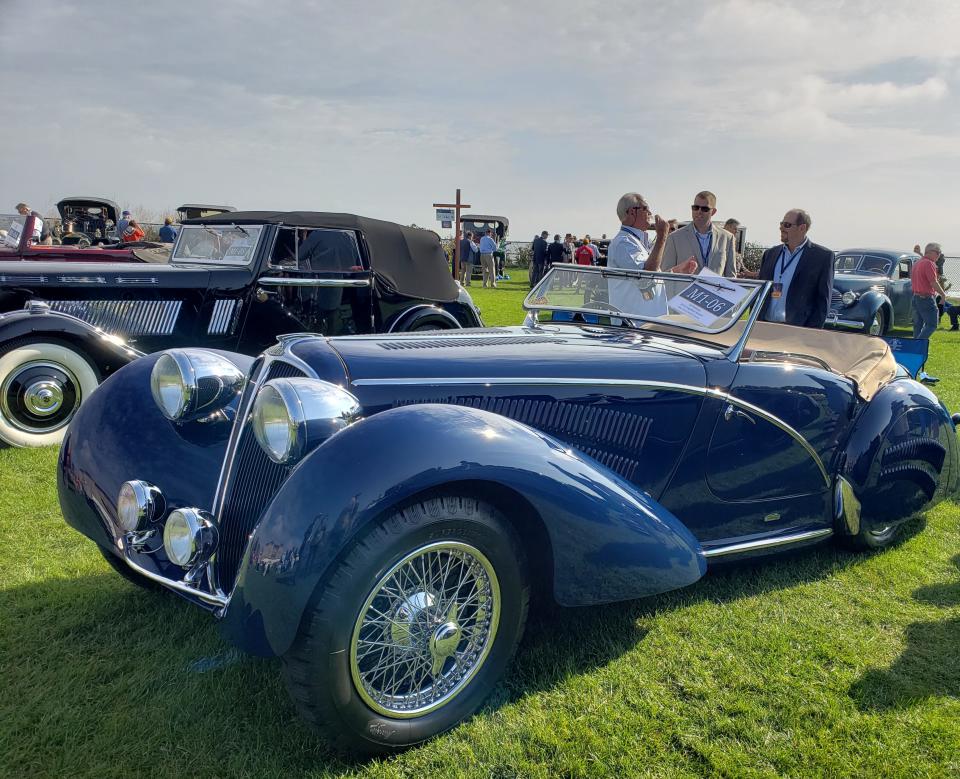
top-left (1, 360), bottom-right (81, 434)
top-left (350, 541), bottom-right (500, 718)
top-left (24, 380), bottom-right (64, 416)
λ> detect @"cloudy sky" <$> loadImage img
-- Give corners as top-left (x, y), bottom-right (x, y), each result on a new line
top-left (3, 0), bottom-right (958, 250)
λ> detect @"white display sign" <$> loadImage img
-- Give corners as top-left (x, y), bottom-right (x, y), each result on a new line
top-left (435, 208), bottom-right (454, 222)
top-left (3, 220), bottom-right (22, 247)
top-left (667, 268), bottom-right (748, 327)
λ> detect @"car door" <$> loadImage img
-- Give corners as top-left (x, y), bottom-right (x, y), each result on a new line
top-left (240, 227), bottom-right (375, 353)
top-left (890, 256), bottom-right (914, 325)
top-left (660, 359), bottom-right (851, 544)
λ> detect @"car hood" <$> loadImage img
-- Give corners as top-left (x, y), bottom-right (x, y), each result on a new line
top-left (0, 260), bottom-right (253, 292)
top-left (832, 273), bottom-right (889, 292)
top-left (292, 325), bottom-right (712, 391)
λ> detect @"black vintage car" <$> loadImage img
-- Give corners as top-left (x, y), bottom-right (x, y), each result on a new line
top-left (0, 211), bottom-right (481, 447)
top-left (56, 196), bottom-right (122, 246)
top-left (824, 249), bottom-right (920, 335)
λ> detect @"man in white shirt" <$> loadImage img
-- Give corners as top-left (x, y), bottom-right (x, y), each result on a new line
top-left (606, 192), bottom-right (697, 315)
top-left (661, 191), bottom-right (736, 277)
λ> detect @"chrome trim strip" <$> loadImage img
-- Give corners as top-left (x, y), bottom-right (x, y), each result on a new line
top-left (0, 274), bottom-right (47, 283)
top-left (56, 276), bottom-right (107, 284)
top-left (257, 276), bottom-right (371, 288)
top-left (121, 552), bottom-right (228, 608)
top-left (350, 376), bottom-right (830, 485)
top-left (702, 528), bottom-right (833, 558)
top-left (116, 277), bottom-right (159, 285)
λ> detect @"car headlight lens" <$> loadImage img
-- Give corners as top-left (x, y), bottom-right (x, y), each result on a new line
top-left (116, 480), bottom-right (164, 532)
top-left (162, 508), bottom-right (218, 567)
top-left (841, 291), bottom-right (858, 307)
top-left (150, 349), bottom-right (245, 422)
top-left (251, 378), bottom-right (361, 464)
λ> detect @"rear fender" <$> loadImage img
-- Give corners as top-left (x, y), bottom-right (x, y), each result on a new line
top-left (222, 403), bottom-right (705, 656)
top-left (839, 378), bottom-right (958, 531)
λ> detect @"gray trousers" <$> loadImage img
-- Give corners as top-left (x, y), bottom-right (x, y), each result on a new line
top-left (480, 253), bottom-right (496, 287)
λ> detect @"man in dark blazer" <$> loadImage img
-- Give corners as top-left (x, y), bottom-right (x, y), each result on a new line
top-left (530, 231), bottom-right (549, 287)
top-left (759, 209), bottom-right (834, 328)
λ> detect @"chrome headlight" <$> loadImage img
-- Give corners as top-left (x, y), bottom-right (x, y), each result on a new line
top-left (162, 508), bottom-right (218, 567)
top-left (150, 349), bottom-right (245, 422)
top-left (841, 291), bottom-right (858, 307)
top-left (251, 378), bottom-right (361, 464)
top-left (116, 480), bottom-right (165, 532)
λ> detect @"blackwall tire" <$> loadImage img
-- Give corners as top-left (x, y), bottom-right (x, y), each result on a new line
top-left (0, 340), bottom-right (100, 448)
top-left (282, 494), bottom-right (529, 755)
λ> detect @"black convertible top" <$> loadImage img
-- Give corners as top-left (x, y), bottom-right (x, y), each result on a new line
top-left (56, 197), bottom-right (121, 222)
top-left (187, 211), bottom-right (457, 301)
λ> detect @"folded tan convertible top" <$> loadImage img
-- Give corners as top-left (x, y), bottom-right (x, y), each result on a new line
top-left (652, 320), bottom-right (898, 401)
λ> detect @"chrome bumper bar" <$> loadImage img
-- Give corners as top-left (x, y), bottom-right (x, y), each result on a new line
top-left (825, 315), bottom-right (866, 331)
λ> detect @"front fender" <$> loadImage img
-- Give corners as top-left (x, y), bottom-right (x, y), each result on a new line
top-left (0, 307), bottom-right (141, 377)
top-left (844, 290), bottom-right (890, 324)
top-left (222, 404), bottom-right (705, 656)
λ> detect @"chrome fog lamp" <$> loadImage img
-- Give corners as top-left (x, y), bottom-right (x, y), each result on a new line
top-left (162, 508), bottom-right (218, 568)
top-left (841, 291), bottom-right (858, 307)
top-left (150, 349), bottom-right (245, 422)
top-left (251, 378), bottom-right (361, 465)
top-left (116, 480), bottom-right (165, 532)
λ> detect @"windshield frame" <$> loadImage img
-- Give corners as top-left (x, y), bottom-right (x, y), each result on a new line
top-left (523, 263), bottom-right (771, 362)
top-left (171, 223), bottom-right (265, 266)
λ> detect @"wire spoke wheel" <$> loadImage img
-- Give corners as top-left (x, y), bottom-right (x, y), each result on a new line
top-left (350, 541), bottom-right (500, 718)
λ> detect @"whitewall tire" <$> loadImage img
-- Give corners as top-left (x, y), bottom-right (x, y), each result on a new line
top-left (0, 340), bottom-right (100, 447)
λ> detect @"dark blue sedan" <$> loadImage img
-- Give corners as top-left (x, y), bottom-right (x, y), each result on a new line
top-left (58, 264), bottom-right (958, 754)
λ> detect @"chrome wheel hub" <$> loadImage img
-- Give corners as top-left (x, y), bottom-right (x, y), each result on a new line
top-left (1, 360), bottom-right (81, 434)
top-left (24, 380), bottom-right (64, 416)
top-left (350, 541), bottom-right (500, 718)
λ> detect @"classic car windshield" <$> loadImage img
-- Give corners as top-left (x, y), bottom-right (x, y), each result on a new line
top-left (172, 225), bottom-right (263, 265)
top-left (524, 264), bottom-right (765, 335)
top-left (835, 253), bottom-right (893, 276)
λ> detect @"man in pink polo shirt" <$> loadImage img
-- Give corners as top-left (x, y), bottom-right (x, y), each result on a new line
top-left (911, 242), bottom-right (947, 383)
top-left (912, 242), bottom-right (946, 340)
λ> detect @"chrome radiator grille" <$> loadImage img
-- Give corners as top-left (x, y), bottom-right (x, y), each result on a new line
top-left (214, 359), bottom-right (307, 591)
top-left (830, 289), bottom-right (842, 308)
top-left (47, 299), bottom-right (181, 336)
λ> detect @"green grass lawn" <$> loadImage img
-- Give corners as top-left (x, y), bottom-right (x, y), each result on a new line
top-left (2, 274), bottom-right (959, 777)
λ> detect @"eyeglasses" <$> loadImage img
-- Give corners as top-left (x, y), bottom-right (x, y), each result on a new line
top-left (631, 204), bottom-right (649, 212)
top-left (780, 221), bottom-right (800, 229)
top-left (691, 205), bottom-right (712, 213)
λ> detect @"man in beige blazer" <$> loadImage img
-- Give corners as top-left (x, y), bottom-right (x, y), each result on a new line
top-left (660, 190), bottom-right (737, 277)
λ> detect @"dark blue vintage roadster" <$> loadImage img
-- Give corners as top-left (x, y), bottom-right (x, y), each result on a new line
top-left (58, 264), bottom-right (959, 754)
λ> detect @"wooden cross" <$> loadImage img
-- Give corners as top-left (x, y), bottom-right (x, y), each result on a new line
top-left (433, 188), bottom-right (471, 278)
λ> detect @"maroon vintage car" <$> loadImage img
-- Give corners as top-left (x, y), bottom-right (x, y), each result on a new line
top-left (1, 212), bottom-right (169, 264)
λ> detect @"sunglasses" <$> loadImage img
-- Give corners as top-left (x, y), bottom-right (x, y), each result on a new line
top-left (780, 221), bottom-right (800, 229)
top-left (631, 204), bottom-right (649, 212)
top-left (691, 205), bottom-right (712, 213)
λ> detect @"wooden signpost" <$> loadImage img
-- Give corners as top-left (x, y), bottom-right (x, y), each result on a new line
top-left (433, 188), bottom-right (471, 278)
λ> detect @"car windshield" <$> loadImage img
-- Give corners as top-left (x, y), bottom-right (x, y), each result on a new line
top-left (172, 224), bottom-right (263, 265)
top-left (835, 254), bottom-right (892, 276)
top-left (524, 264), bottom-right (766, 335)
